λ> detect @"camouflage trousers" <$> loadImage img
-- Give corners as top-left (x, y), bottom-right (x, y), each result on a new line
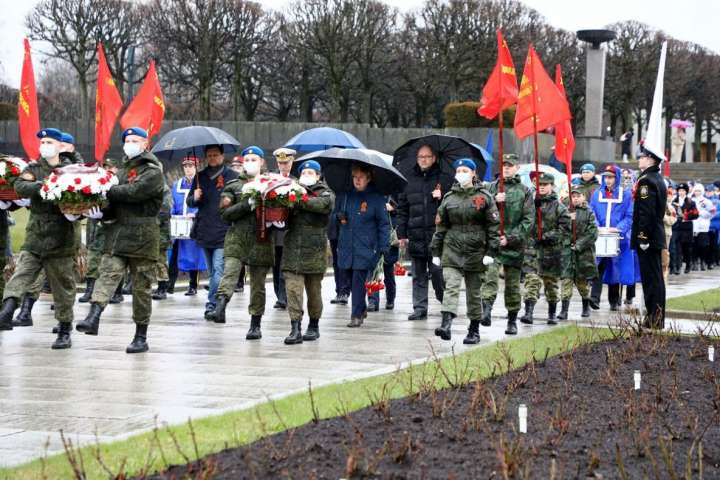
top-left (86, 249), bottom-right (102, 279)
top-left (560, 277), bottom-right (590, 301)
top-left (442, 267), bottom-right (485, 321)
top-left (284, 272), bottom-right (323, 322)
top-left (91, 254), bottom-right (155, 325)
top-left (155, 260), bottom-right (169, 283)
top-left (481, 263), bottom-right (523, 312)
top-left (218, 257), bottom-right (270, 316)
top-left (0, 255), bottom-right (5, 299)
top-left (523, 273), bottom-right (560, 303)
top-left (22, 267), bottom-right (46, 301)
top-left (4, 251), bottom-right (75, 324)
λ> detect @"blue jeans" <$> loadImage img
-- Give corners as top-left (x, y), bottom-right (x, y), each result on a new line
top-left (349, 269), bottom-right (369, 318)
top-left (202, 247), bottom-right (225, 309)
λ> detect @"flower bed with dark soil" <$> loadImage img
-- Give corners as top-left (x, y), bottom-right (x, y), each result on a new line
top-left (145, 331), bottom-right (720, 479)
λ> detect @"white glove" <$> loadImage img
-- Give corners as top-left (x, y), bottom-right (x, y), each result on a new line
top-left (640, 243), bottom-right (649, 251)
top-left (0, 201), bottom-right (11, 210)
top-left (248, 197), bottom-right (256, 210)
top-left (64, 213), bottom-right (80, 222)
top-left (272, 220), bottom-right (286, 229)
top-left (482, 256), bottom-right (494, 266)
top-left (83, 206), bottom-right (103, 219)
top-left (12, 198), bottom-right (30, 208)
top-left (432, 256), bottom-right (441, 267)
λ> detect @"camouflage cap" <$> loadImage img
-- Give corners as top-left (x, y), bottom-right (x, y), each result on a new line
top-left (502, 153), bottom-right (519, 165)
top-left (529, 170), bottom-right (555, 185)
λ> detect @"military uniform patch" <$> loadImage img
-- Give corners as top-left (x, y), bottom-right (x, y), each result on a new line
top-left (640, 185), bottom-right (649, 199)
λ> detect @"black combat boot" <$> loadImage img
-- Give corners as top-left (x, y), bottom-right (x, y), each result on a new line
top-left (581, 298), bottom-right (591, 318)
top-left (76, 303), bottom-right (104, 335)
top-left (463, 320), bottom-right (481, 345)
top-left (246, 315), bottom-right (262, 340)
top-left (284, 320), bottom-right (303, 345)
top-left (126, 324), bottom-right (149, 353)
top-left (109, 283), bottom-right (124, 304)
top-left (209, 295), bottom-right (228, 324)
top-left (51, 322), bottom-right (72, 350)
top-left (12, 294), bottom-right (36, 327)
top-left (0, 298), bottom-right (18, 331)
top-left (547, 302), bottom-right (558, 325)
top-left (151, 281), bottom-right (168, 300)
top-left (505, 311), bottom-right (518, 335)
top-left (434, 311), bottom-right (454, 340)
top-left (78, 278), bottom-right (95, 303)
top-left (480, 300), bottom-right (493, 327)
top-left (519, 300), bottom-right (535, 325)
top-left (556, 300), bottom-right (570, 321)
top-left (303, 318), bottom-right (320, 341)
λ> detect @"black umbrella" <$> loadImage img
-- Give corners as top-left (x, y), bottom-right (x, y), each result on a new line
top-left (393, 134), bottom-right (487, 180)
top-left (296, 148), bottom-right (407, 195)
top-left (151, 126), bottom-right (241, 161)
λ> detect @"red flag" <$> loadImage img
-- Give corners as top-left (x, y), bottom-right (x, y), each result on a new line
top-left (553, 64), bottom-right (575, 169)
top-left (120, 60), bottom-right (165, 138)
top-left (514, 45), bottom-right (571, 139)
top-left (478, 30), bottom-right (518, 119)
top-left (18, 39), bottom-right (40, 160)
top-left (95, 43), bottom-right (123, 161)
top-left (663, 151), bottom-right (670, 177)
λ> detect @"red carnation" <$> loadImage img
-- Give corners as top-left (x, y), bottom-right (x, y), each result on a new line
top-left (67, 185), bottom-right (75, 192)
top-left (268, 190), bottom-right (278, 199)
top-left (50, 175), bottom-right (58, 183)
top-left (99, 177), bottom-right (108, 185)
top-left (81, 185), bottom-right (92, 195)
top-left (288, 193), bottom-right (297, 202)
top-left (10, 166), bottom-right (19, 176)
top-left (42, 184), bottom-right (48, 192)
top-left (301, 193), bottom-right (309, 203)
top-left (260, 177), bottom-right (269, 183)
top-left (74, 177), bottom-right (82, 185)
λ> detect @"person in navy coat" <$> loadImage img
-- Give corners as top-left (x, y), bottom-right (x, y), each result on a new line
top-left (336, 163), bottom-right (390, 328)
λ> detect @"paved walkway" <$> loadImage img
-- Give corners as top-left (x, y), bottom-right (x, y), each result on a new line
top-left (0, 269), bottom-right (716, 467)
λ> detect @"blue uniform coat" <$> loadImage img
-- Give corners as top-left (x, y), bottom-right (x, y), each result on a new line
top-left (171, 177), bottom-right (207, 272)
top-left (336, 185), bottom-right (391, 271)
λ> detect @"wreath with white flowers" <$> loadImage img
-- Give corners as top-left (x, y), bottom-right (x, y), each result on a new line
top-left (40, 163), bottom-right (119, 214)
top-left (0, 156), bottom-right (28, 199)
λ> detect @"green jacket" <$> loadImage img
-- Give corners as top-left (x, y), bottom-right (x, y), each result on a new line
top-left (281, 181), bottom-right (335, 274)
top-left (431, 183), bottom-right (500, 272)
top-left (488, 175), bottom-right (535, 267)
top-left (14, 157), bottom-right (78, 258)
top-left (561, 202), bottom-right (599, 280)
top-left (102, 151), bottom-right (164, 260)
top-left (533, 192), bottom-right (571, 277)
top-left (220, 174), bottom-right (274, 266)
top-left (158, 184), bottom-right (172, 252)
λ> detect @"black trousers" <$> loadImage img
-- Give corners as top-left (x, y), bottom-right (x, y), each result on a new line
top-left (637, 248), bottom-right (665, 328)
top-left (273, 246), bottom-right (287, 304)
top-left (168, 240), bottom-right (198, 289)
top-left (590, 258), bottom-right (620, 306)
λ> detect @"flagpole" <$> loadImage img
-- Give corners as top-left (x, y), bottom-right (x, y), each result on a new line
top-left (530, 46), bottom-right (542, 240)
top-left (498, 105), bottom-right (505, 237)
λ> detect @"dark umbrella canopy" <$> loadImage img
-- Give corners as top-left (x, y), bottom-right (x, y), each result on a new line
top-left (296, 148), bottom-right (407, 195)
top-left (393, 134), bottom-right (487, 181)
top-left (151, 126), bottom-right (241, 161)
top-left (284, 127), bottom-right (365, 153)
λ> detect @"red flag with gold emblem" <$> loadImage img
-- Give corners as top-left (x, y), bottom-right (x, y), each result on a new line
top-left (18, 38), bottom-right (40, 160)
top-left (514, 45), bottom-right (571, 139)
top-left (119, 60), bottom-right (165, 138)
top-left (553, 64), bottom-right (575, 169)
top-left (478, 30), bottom-right (518, 119)
top-left (95, 43), bottom-right (123, 161)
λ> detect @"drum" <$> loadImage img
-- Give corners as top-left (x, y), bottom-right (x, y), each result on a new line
top-left (171, 216), bottom-right (194, 239)
top-left (595, 233), bottom-right (620, 257)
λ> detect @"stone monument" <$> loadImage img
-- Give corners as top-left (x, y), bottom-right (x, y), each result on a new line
top-left (577, 29), bottom-right (616, 138)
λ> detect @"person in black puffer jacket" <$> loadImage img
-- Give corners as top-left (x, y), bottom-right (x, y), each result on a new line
top-left (396, 144), bottom-right (454, 320)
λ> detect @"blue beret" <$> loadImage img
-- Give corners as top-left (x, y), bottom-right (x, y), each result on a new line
top-left (60, 132), bottom-right (75, 144)
top-left (452, 158), bottom-right (477, 171)
top-left (580, 163), bottom-right (595, 173)
top-left (36, 128), bottom-right (63, 141)
top-left (241, 146), bottom-right (264, 158)
top-left (298, 160), bottom-right (321, 173)
top-left (121, 127), bottom-right (148, 141)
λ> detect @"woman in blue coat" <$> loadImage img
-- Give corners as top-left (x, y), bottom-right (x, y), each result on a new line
top-left (336, 163), bottom-right (390, 327)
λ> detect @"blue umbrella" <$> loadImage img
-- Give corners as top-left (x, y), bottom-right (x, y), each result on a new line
top-left (284, 127), bottom-right (365, 153)
top-left (151, 126), bottom-right (241, 161)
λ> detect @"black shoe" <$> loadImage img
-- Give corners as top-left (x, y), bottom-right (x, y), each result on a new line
top-left (76, 303), bottom-right (104, 335)
top-left (126, 324), bottom-right (149, 353)
top-left (519, 301), bottom-right (535, 325)
top-left (12, 294), bottom-right (36, 327)
top-left (209, 295), bottom-right (228, 324)
top-left (505, 311), bottom-right (518, 335)
top-left (78, 278), bottom-right (95, 303)
top-left (152, 281), bottom-right (168, 300)
top-left (204, 306), bottom-right (214, 321)
top-left (385, 303), bottom-right (394, 310)
top-left (0, 298), bottom-right (18, 331)
top-left (166, 282), bottom-right (175, 295)
top-left (624, 298), bottom-right (634, 305)
top-left (367, 302), bottom-right (379, 312)
top-left (480, 300), bottom-right (493, 327)
top-left (52, 323), bottom-right (60, 334)
top-left (109, 283), bottom-right (124, 304)
top-left (347, 316), bottom-right (363, 328)
top-left (303, 318), bottom-right (320, 341)
top-left (610, 303), bottom-right (619, 312)
top-left (547, 302), bottom-right (558, 325)
top-left (463, 320), bottom-right (481, 345)
top-left (557, 300), bottom-right (570, 321)
top-left (434, 312), bottom-right (454, 340)
top-left (589, 298), bottom-right (600, 310)
top-left (184, 287), bottom-right (197, 296)
top-left (273, 301), bottom-right (287, 309)
top-left (51, 322), bottom-right (72, 350)
top-left (246, 315), bottom-right (262, 339)
top-left (408, 310), bottom-right (427, 321)
top-left (284, 320), bottom-right (303, 345)
top-left (684, 264), bottom-right (691, 274)
top-left (581, 298), bottom-right (591, 318)
top-left (234, 284), bottom-right (244, 293)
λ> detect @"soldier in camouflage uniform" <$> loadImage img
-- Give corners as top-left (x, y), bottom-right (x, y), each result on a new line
top-left (480, 154), bottom-right (535, 335)
top-left (209, 146), bottom-right (274, 340)
top-left (151, 184), bottom-right (173, 300)
top-left (575, 163), bottom-right (600, 201)
top-left (75, 127), bottom-right (165, 354)
top-left (520, 172), bottom-right (571, 326)
top-left (0, 128), bottom-right (79, 349)
top-left (431, 158), bottom-right (500, 344)
top-left (557, 186), bottom-right (598, 320)
top-left (280, 160), bottom-right (334, 344)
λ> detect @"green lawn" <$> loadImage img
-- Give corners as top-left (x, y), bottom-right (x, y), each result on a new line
top-left (0, 325), bottom-right (612, 480)
top-left (9, 208), bottom-right (28, 253)
top-left (667, 287), bottom-right (720, 313)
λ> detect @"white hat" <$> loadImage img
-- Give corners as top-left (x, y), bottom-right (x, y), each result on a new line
top-left (273, 148), bottom-right (297, 162)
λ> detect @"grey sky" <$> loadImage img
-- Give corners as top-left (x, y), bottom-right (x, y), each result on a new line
top-left (0, 0), bottom-right (715, 87)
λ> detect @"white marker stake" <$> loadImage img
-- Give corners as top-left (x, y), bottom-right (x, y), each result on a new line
top-left (634, 370), bottom-right (641, 390)
top-left (709, 346), bottom-right (715, 362)
top-left (518, 404), bottom-right (527, 433)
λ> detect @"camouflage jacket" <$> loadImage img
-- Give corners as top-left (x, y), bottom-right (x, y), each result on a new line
top-left (431, 183), bottom-right (500, 272)
top-left (86, 218), bottom-right (105, 252)
top-left (561, 202), bottom-right (599, 280)
top-left (488, 175), bottom-right (535, 267)
top-left (219, 174), bottom-right (274, 266)
top-left (281, 181), bottom-right (335, 275)
top-left (102, 151), bottom-right (164, 260)
top-left (533, 192), bottom-right (571, 277)
top-left (158, 184), bottom-right (173, 252)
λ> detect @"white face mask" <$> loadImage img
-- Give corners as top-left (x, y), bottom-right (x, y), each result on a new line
top-left (39, 144), bottom-right (58, 160)
top-left (243, 161), bottom-right (260, 176)
top-left (455, 172), bottom-right (473, 187)
top-left (299, 174), bottom-right (318, 186)
top-left (123, 142), bottom-right (143, 159)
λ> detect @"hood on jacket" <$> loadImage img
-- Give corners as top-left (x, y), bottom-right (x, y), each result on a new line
top-left (600, 165), bottom-right (621, 193)
top-left (692, 183), bottom-right (705, 197)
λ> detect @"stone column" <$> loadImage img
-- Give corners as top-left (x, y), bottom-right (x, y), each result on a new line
top-left (584, 45), bottom-right (607, 138)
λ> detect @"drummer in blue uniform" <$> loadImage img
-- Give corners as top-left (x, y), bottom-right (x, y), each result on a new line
top-left (167, 156), bottom-right (207, 295)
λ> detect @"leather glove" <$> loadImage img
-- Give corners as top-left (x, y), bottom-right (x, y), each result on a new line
top-left (640, 243), bottom-right (649, 251)
top-left (64, 213), bottom-right (80, 222)
top-left (482, 256), bottom-right (494, 266)
top-left (12, 199), bottom-right (30, 208)
top-left (432, 256), bottom-right (442, 267)
top-left (0, 201), bottom-right (11, 210)
top-left (83, 206), bottom-right (103, 219)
